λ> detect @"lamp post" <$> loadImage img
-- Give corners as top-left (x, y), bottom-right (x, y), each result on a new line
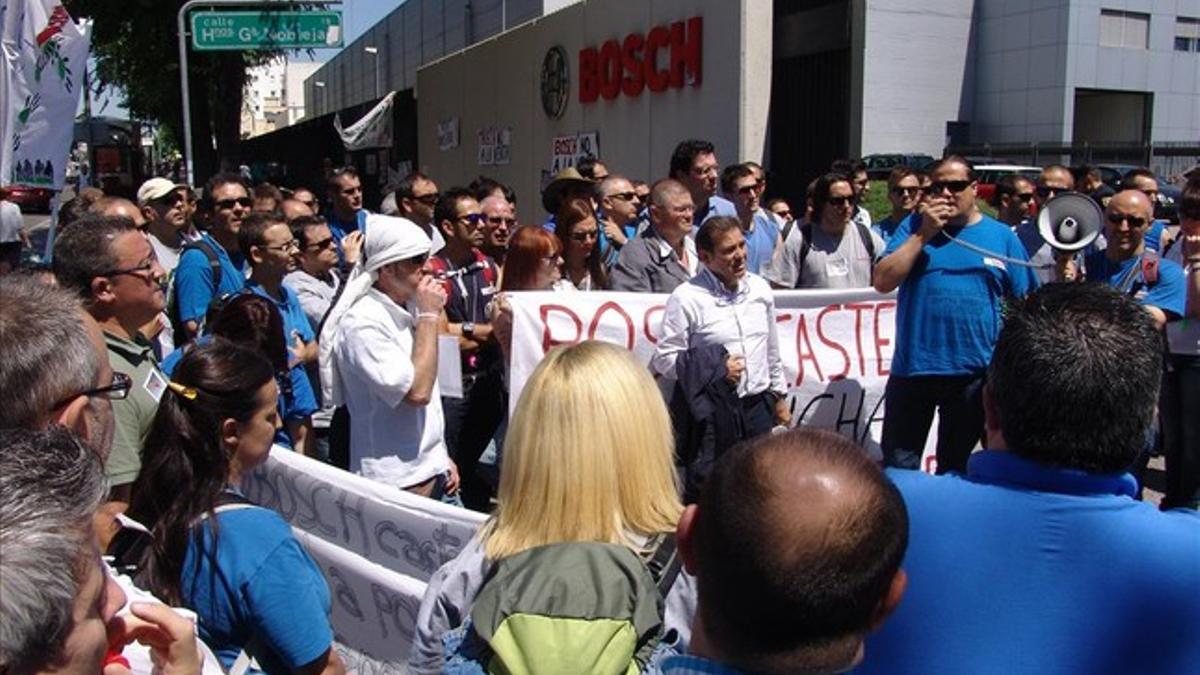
top-left (364, 46), bottom-right (381, 100)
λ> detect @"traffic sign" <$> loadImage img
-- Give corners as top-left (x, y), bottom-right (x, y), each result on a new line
top-left (190, 10), bottom-right (343, 51)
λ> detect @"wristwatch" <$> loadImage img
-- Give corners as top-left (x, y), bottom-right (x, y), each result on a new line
top-left (462, 321), bottom-right (476, 336)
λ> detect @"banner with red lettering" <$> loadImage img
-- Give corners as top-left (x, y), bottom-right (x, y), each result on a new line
top-left (509, 289), bottom-right (920, 462)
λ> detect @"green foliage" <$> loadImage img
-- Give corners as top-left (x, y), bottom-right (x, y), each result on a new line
top-left (864, 180), bottom-right (997, 222)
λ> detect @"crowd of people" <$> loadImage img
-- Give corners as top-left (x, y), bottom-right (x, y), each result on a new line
top-left (1, 137), bottom-right (1198, 674)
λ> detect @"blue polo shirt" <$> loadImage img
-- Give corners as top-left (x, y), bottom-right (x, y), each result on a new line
top-left (872, 214), bottom-right (905, 244)
top-left (173, 234), bottom-right (245, 324)
top-left (855, 452), bottom-right (1200, 675)
top-left (883, 213), bottom-right (1039, 376)
top-left (183, 501), bottom-right (333, 672)
top-left (744, 210), bottom-right (780, 274)
top-left (327, 208), bottom-right (368, 267)
top-left (1083, 250), bottom-right (1187, 319)
top-left (693, 195), bottom-right (737, 229)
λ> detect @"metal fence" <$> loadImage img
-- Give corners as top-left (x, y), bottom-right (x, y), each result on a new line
top-left (945, 141), bottom-right (1199, 183)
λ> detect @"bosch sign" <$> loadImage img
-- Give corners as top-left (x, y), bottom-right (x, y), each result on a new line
top-left (578, 16), bottom-right (703, 103)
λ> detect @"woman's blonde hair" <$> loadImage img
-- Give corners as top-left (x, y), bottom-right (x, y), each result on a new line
top-left (482, 340), bottom-right (682, 560)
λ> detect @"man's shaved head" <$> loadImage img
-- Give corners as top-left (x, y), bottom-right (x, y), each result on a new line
top-left (1107, 188), bottom-right (1154, 221)
top-left (89, 197), bottom-right (145, 227)
top-left (686, 429), bottom-right (908, 673)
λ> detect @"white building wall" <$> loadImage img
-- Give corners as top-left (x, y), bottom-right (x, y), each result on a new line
top-left (417, 0), bottom-right (772, 219)
top-left (859, 0), bottom-right (976, 156)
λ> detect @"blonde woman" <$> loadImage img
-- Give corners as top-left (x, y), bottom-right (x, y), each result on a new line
top-left (408, 341), bottom-right (695, 673)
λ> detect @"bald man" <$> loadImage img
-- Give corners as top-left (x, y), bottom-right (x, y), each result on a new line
top-left (611, 179), bottom-right (698, 293)
top-left (1082, 189), bottom-right (1186, 328)
top-left (479, 194), bottom-right (514, 266)
top-left (665, 428), bottom-right (908, 674)
top-left (90, 196), bottom-right (147, 230)
top-left (279, 198), bottom-right (315, 222)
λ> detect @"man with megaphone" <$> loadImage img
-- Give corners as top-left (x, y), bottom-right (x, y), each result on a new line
top-left (873, 156), bottom-right (1039, 475)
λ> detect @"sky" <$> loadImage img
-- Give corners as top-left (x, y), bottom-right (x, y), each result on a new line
top-left (86, 0), bottom-right (404, 118)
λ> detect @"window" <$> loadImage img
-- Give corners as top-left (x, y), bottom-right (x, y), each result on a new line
top-left (1177, 17), bottom-right (1200, 52)
top-left (1100, 9), bottom-right (1150, 49)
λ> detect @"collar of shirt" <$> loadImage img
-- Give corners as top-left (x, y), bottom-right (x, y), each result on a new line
top-left (245, 278), bottom-right (294, 311)
top-left (652, 654), bottom-right (749, 675)
top-left (103, 329), bottom-right (156, 363)
top-left (696, 266), bottom-right (750, 306)
top-left (652, 229), bottom-right (697, 265)
top-left (364, 286), bottom-right (414, 328)
top-left (967, 450), bottom-right (1138, 498)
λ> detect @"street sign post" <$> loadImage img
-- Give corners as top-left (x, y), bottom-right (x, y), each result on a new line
top-left (175, 1), bottom-right (343, 185)
top-left (190, 10), bottom-right (343, 51)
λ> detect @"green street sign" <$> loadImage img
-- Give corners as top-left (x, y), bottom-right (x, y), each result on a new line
top-left (190, 10), bottom-right (343, 51)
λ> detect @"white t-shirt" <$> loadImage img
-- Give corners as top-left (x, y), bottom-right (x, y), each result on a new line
top-left (0, 200), bottom-right (22, 243)
top-left (763, 222), bottom-right (884, 289)
top-left (333, 288), bottom-right (451, 489)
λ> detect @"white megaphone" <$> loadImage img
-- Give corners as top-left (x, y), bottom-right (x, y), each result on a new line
top-left (1036, 192), bottom-right (1102, 252)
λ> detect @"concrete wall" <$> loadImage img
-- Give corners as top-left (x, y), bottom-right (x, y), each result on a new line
top-left (860, 0), bottom-right (976, 156)
top-left (304, 0), bottom-right (546, 118)
top-left (971, 0), bottom-right (1198, 144)
top-left (416, 0), bottom-right (773, 222)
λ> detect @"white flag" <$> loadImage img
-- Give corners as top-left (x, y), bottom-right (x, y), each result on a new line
top-left (1, 1), bottom-right (90, 190)
top-left (333, 91), bottom-right (395, 151)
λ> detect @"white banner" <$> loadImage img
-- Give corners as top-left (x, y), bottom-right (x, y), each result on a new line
top-left (510, 289), bottom-right (920, 462)
top-left (334, 91), bottom-right (395, 151)
top-left (244, 448), bottom-right (485, 669)
top-left (1, 1), bottom-right (90, 189)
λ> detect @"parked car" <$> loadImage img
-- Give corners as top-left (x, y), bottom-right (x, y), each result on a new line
top-left (1, 185), bottom-right (53, 213)
top-left (973, 164), bottom-right (1041, 204)
top-left (863, 154), bottom-right (935, 180)
top-left (1097, 164), bottom-right (1181, 223)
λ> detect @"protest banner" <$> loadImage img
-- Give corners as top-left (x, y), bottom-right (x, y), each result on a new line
top-left (508, 289), bottom-right (923, 461)
top-left (244, 449), bottom-right (485, 669)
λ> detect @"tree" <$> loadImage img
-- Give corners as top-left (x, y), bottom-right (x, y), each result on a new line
top-left (65, 0), bottom-right (292, 182)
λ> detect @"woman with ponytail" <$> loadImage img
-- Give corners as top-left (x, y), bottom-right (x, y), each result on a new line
top-left (128, 339), bottom-right (343, 674)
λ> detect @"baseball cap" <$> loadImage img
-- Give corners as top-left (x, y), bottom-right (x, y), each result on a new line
top-left (137, 177), bottom-right (190, 206)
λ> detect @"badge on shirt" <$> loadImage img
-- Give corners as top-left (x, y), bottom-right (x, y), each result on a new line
top-left (983, 257), bottom-right (1007, 271)
top-left (143, 369), bottom-right (167, 403)
top-left (825, 258), bottom-right (850, 277)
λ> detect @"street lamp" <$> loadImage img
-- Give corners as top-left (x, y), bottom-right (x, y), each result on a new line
top-left (364, 46), bottom-right (381, 100)
top-left (314, 80), bottom-right (326, 116)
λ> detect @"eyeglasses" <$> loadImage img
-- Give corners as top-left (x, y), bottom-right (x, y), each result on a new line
top-left (486, 216), bottom-right (517, 227)
top-left (457, 213), bottom-right (483, 225)
top-left (215, 197), bottom-right (253, 210)
top-left (541, 254), bottom-right (561, 265)
top-left (260, 239), bottom-right (299, 252)
top-left (100, 260), bottom-right (158, 280)
top-left (52, 371), bottom-right (132, 410)
top-left (570, 230), bottom-right (599, 242)
top-left (607, 191), bottom-right (638, 202)
top-left (305, 237), bottom-right (335, 251)
top-left (413, 193), bottom-right (440, 206)
top-left (827, 196), bottom-right (856, 207)
top-left (1106, 213), bottom-right (1148, 229)
top-left (890, 186), bottom-right (922, 196)
top-left (928, 180), bottom-right (974, 195)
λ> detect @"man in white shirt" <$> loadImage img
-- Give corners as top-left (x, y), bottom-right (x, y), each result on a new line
top-left (0, 186), bottom-right (27, 274)
top-left (137, 177), bottom-right (199, 273)
top-left (652, 216), bottom-right (792, 441)
top-left (322, 215), bottom-right (459, 501)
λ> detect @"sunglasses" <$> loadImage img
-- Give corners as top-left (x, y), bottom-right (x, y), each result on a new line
top-left (53, 371), bottom-right (132, 410)
top-left (890, 186), bottom-right (922, 196)
top-left (737, 184), bottom-right (759, 196)
top-left (156, 193), bottom-right (195, 208)
top-left (1106, 213), bottom-right (1148, 229)
top-left (457, 213), bottom-right (483, 225)
top-left (215, 197), bottom-right (253, 210)
top-left (1015, 193), bottom-right (1036, 203)
top-left (413, 193), bottom-right (440, 206)
top-left (773, 209), bottom-right (792, 218)
top-left (570, 230), bottom-right (599, 242)
top-left (100, 260), bottom-right (158, 280)
top-left (928, 180), bottom-right (973, 194)
top-left (607, 191), bottom-right (638, 202)
top-left (305, 237), bottom-right (336, 251)
top-left (827, 196), bottom-right (856, 207)
top-left (405, 253), bottom-right (430, 266)
top-left (1035, 186), bottom-right (1064, 199)
top-left (486, 216), bottom-right (517, 226)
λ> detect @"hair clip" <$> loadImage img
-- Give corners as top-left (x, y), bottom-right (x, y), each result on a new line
top-left (167, 381), bottom-right (198, 400)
